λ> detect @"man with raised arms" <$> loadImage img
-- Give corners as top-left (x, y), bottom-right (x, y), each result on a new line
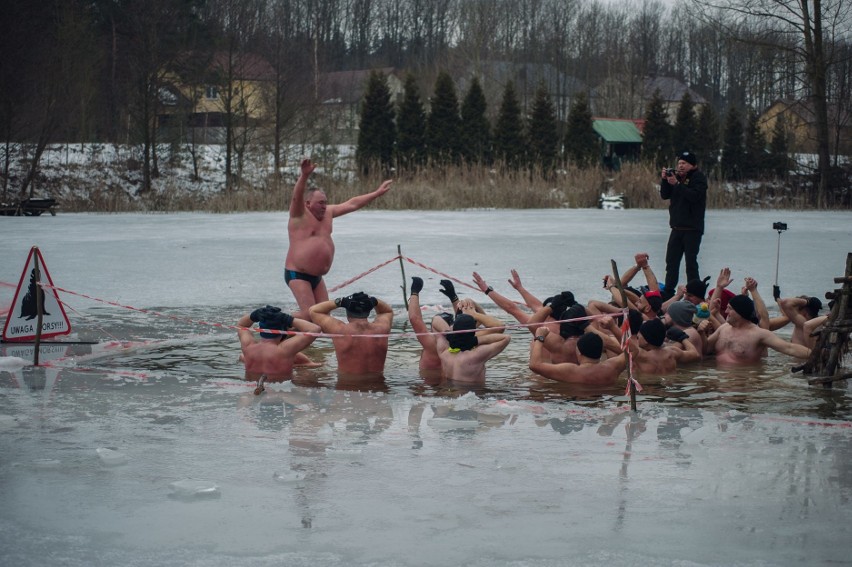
top-left (236, 305), bottom-right (321, 390)
top-left (286, 158), bottom-right (392, 319)
top-left (777, 294), bottom-right (825, 348)
top-left (629, 318), bottom-right (701, 375)
top-left (431, 307), bottom-right (510, 383)
top-left (407, 277), bottom-right (496, 382)
top-left (310, 291), bottom-right (394, 378)
top-left (706, 294), bottom-right (811, 366)
top-left (529, 329), bottom-right (627, 386)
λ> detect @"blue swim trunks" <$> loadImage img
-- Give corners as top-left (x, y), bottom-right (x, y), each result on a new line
top-left (285, 269), bottom-right (322, 290)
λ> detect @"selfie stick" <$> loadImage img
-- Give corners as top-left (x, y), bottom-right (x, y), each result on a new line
top-left (773, 222), bottom-right (787, 299)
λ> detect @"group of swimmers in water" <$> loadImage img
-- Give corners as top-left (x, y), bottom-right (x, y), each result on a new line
top-left (239, 253), bottom-right (826, 390)
top-left (235, 158), bottom-right (825, 390)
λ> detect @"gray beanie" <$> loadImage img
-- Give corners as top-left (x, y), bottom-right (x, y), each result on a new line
top-left (667, 301), bottom-right (696, 327)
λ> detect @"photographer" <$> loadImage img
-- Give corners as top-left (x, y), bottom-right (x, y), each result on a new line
top-left (660, 150), bottom-right (708, 300)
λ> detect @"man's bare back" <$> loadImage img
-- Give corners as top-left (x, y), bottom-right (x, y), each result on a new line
top-left (529, 329), bottom-right (627, 386)
top-left (309, 294), bottom-right (394, 380)
top-left (237, 308), bottom-right (320, 383)
top-left (432, 313), bottom-right (510, 383)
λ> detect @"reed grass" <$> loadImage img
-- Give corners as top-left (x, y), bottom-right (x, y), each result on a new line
top-left (44, 161), bottom-right (833, 213)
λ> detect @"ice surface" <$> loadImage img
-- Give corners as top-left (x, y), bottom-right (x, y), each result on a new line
top-left (1, 210), bottom-right (851, 566)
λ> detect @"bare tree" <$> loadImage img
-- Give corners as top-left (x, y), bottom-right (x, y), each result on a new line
top-left (12, 1), bottom-right (99, 200)
top-left (692, 0), bottom-right (852, 206)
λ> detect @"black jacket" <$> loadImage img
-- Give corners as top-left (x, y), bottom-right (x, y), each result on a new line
top-left (660, 168), bottom-right (707, 233)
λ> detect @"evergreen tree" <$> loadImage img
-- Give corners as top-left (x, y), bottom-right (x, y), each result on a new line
top-left (769, 113), bottom-right (791, 178)
top-left (396, 73), bottom-right (427, 171)
top-left (459, 76), bottom-right (491, 165)
top-left (641, 89), bottom-right (671, 168)
top-left (743, 108), bottom-right (768, 179)
top-left (694, 104), bottom-right (720, 174)
top-left (721, 105), bottom-right (746, 181)
top-left (355, 70), bottom-right (396, 176)
top-left (493, 81), bottom-right (526, 170)
top-left (426, 71), bottom-right (461, 165)
top-left (564, 91), bottom-right (598, 169)
top-left (671, 91), bottom-right (697, 155)
top-left (528, 81), bottom-right (560, 178)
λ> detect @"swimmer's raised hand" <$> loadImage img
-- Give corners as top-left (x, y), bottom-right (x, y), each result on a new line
top-left (300, 158), bottom-right (316, 176)
top-left (508, 269), bottom-right (523, 290)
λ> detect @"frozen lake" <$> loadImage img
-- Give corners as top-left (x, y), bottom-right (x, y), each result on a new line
top-left (1, 208), bottom-right (851, 566)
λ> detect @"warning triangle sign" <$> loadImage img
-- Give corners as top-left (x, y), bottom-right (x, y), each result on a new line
top-left (2, 247), bottom-right (71, 342)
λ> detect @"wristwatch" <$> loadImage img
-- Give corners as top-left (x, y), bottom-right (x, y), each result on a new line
top-left (535, 335), bottom-right (545, 343)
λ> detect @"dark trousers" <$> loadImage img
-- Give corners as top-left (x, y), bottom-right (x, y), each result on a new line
top-left (664, 229), bottom-right (703, 295)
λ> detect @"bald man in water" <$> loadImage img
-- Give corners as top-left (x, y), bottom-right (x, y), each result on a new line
top-left (286, 159), bottom-right (392, 319)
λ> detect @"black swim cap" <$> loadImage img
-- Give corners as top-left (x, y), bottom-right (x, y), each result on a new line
top-left (345, 292), bottom-right (375, 319)
top-left (259, 311), bottom-right (293, 339)
top-left (729, 295), bottom-right (759, 324)
top-left (447, 314), bottom-right (478, 351)
top-left (639, 318), bottom-right (666, 347)
top-left (577, 332), bottom-right (603, 359)
top-left (559, 304), bottom-right (589, 338)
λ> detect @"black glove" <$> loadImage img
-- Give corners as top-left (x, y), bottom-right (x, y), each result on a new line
top-left (439, 280), bottom-right (458, 302)
top-left (337, 295), bottom-right (352, 309)
top-left (369, 296), bottom-right (378, 308)
top-left (773, 285), bottom-right (781, 301)
top-left (351, 291), bottom-right (370, 302)
top-left (543, 295), bottom-right (556, 307)
top-left (281, 312), bottom-right (294, 330)
top-left (411, 277), bottom-right (423, 295)
top-left (666, 327), bottom-right (689, 343)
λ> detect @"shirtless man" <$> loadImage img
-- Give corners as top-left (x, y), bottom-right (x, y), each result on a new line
top-left (309, 291), bottom-right (394, 377)
top-left (529, 329), bottom-right (627, 386)
top-left (706, 294), bottom-right (811, 366)
top-left (526, 301), bottom-right (589, 364)
top-left (236, 305), bottom-right (321, 390)
top-left (630, 318), bottom-right (701, 375)
top-left (286, 159), bottom-right (392, 319)
top-left (407, 276), bottom-right (448, 380)
top-left (408, 277), bottom-right (501, 382)
top-left (663, 300), bottom-right (703, 357)
top-left (777, 295), bottom-right (825, 348)
top-left (431, 310), bottom-right (510, 383)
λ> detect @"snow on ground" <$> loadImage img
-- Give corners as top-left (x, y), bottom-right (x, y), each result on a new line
top-left (2, 143), bottom-right (357, 207)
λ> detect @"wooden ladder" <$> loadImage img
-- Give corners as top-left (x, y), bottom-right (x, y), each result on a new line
top-left (794, 252), bottom-right (852, 387)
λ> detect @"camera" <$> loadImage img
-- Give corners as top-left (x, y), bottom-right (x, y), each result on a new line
top-left (773, 222), bottom-right (788, 231)
top-left (665, 168), bottom-right (675, 176)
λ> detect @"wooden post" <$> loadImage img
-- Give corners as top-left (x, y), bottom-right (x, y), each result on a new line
top-left (610, 259), bottom-right (637, 411)
top-left (32, 247), bottom-right (44, 366)
top-left (797, 252), bottom-right (852, 387)
top-left (398, 245), bottom-right (408, 311)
